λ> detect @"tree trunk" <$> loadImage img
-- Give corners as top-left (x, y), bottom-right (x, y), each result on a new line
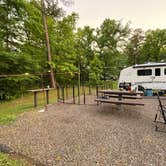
top-left (41, 0), bottom-right (56, 88)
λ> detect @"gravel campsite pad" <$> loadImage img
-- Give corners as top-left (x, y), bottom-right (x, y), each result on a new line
top-left (0, 95), bottom-right (166, 165)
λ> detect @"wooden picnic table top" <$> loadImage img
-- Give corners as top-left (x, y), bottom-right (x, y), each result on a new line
top-left (98, 89), bottom-right (143, 96)
top-left (27, 88), bottom-right (55, 92)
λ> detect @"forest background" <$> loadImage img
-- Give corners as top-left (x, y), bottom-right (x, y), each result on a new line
top-left (0, 0), bottom-right (166, 99)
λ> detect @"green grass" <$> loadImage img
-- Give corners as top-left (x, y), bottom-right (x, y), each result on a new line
top-left (0, 82), bottom-right (117, 125)
top-left (0, 90), bottom-right (55, 125)
top-left (0, 83), bottom-right (116, 165)
top-left (0, 86), bottom-right (97, 125)
top-left (0, 153), bottom-right (25, 166)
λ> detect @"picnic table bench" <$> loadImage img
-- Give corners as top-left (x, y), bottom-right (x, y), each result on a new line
top-left (105, 94), bottom-right (143, 99)
top-left (95, 98), bottom-right (144, 106)
top-left (98, 89), bottom-right (143, 96)
top-left (95, 89), bottom-right (144, 106)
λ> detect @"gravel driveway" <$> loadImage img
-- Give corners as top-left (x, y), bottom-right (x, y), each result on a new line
top-left (0, 95), bottom-right (166, 166)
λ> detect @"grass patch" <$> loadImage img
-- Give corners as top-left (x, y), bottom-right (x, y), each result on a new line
top-left (0, 92), bottom-right (45, 125)
top-left (0, 86), bottom-right (97, 125)
top-left (0, 83), bottom-right (117, 125)
top-left (0, 153), bottom-right (25, 166)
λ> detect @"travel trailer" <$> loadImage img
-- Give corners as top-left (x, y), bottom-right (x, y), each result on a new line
top-left (119, 62), bottom-right (166, 91)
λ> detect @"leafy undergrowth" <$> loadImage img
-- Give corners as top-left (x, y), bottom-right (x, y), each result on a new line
top-left (0, 153), bottom-right (25, 166)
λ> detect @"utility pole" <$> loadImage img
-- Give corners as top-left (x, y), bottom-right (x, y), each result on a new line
top-left (41, 0), bottom-right (56, 88)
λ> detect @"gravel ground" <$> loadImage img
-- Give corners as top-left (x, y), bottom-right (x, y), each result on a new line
top-left (0, 95), bottom-right (166, 166)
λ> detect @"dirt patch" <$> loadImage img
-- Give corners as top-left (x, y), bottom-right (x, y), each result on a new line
top-left (0, 95), bottom-right (166, 165)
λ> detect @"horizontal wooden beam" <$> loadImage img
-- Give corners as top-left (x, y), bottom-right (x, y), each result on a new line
top-left (95, 99), bottom-right (144, 106)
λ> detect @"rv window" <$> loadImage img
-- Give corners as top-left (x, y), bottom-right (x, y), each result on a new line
top-left (137, 69), bottom-right (152, 76)
top-left (155, 68), bottom-right (160, 76)
top-left (165, 68), bottom-right (166, 75)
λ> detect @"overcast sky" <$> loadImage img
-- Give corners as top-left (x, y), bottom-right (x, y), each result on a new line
top-left (65, 0), bottom-right (166, 30)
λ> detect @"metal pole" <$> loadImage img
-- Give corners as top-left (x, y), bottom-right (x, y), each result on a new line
top-left (73, 85), bottom-right (75, 104)
top-left (96, 85), bottom-right (99, 105)
top-left (84, 91), bottom-right (86, 104)
top-left (62, 86), bottom-right (65, 103)
top-left (96, 85), bottom-right (99, 98)
top-left (78, 70), bottom-right (80, 105)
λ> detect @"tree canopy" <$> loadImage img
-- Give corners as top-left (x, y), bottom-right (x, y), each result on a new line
top-left (0, 0), bottom-right (166, 99)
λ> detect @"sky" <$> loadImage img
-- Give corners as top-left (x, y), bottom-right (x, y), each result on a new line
top-left (65, 0), bottom-right (166, 30)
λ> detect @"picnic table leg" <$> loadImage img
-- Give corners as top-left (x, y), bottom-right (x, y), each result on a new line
top-left (34, 91), bottom-right (37, 107)
top-left (46, 90), bottom-right (49, 104)
top-left (118, 94), bottom-right (123, 110)
top-left (119, 94), bottom-right (122, 100)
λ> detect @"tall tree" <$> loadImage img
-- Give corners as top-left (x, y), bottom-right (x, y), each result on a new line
top-left (52, 13), bottom-right (78, 84)
top-left (96, 19), bottom-right (129, 80)
top-left (0, 0), bottom-right (26, 50)
top-left (0, 0), bottom-right (44, 99)
top-left (125, 28), bottom-right (145, 65)
top-left (75, 26), bottom-right (97, 82)
top-left (140, 29), bottom-right (166, 63)
top-left (41, 0), bottom-right (56, 88)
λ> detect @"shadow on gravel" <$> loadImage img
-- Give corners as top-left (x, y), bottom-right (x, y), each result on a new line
top-left (94, 104), bottom-right (142, 120)
top-left (0, 144), bottom-right (13, 153)
top-left (0, 144), bottom-right (45, 166)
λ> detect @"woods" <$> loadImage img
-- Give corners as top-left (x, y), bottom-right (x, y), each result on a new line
top-left (0, 0), bottom-right (166, 99)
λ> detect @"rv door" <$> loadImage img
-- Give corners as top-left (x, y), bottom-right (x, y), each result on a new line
top-left (150, 68), bottom-right (161, 82)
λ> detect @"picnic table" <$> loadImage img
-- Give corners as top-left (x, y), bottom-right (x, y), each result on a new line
top-left (27, 88), bottom-right (55, 107)
top-left (95, 89), bottom-right (144, 106)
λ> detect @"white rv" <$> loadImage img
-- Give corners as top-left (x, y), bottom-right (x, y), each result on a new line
top-left (119, 62), bottom-right (166, 90)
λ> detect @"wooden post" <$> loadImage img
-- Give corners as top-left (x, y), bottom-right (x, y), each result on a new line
top-left (89, 85), bottom-right (91, 95)
top-left (57, 86), bottom-right (60, 101)
top-left (46, 89), bottom-right (49, 104)
top-left (66, 85), bottom-right (68, 100)
top-left (84, 91), bottom-right (86, 104)
top-left (55, 88), bottom-right (57, 102)
top-left (62, 86), bottom-right (65, 103)
top-left (73, 85), bottom-right (75, 104)
top-left (96, 85), bottom-right (99, 105)
top-left (78, 72), bottom-right (80, 105)
top-left (34, 91), bottom-right (37, 107)
top-left (96, 85), bottom-right (99, 98)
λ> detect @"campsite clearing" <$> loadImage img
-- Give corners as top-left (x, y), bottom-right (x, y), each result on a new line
top-left (0, 95), bottom-right (166, 165)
